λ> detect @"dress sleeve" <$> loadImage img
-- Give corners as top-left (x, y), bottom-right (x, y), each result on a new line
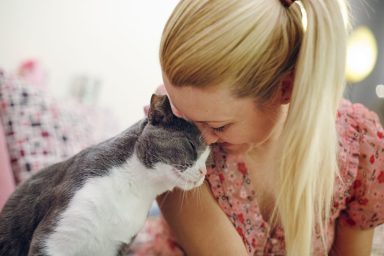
top-left (340, 104), bottom-right (384, 229)
top-left (123, 216), bottom-right (184, 256)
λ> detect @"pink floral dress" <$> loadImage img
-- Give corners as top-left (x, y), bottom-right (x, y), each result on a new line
top-left (130, 100), bottom-right (384, 255)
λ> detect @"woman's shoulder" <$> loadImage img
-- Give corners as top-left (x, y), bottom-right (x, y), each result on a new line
top-left (336, 98), bottom-right (383, 181)
top-left (336, 99), bottom-right (382, 137)
top-left (336, 99), bottom-right (383, 163)
top-left (335, 99), bottom-right (384, 229)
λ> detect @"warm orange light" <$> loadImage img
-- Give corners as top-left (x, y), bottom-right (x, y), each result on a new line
top-left (346, 26), bottom-right (378, 83)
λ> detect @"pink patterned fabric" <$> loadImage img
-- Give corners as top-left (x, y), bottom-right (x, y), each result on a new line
top-left (123, 217), bottom-right (184, 256)
top-left (131, 99), bottom-right (384, 255)
top-left (0, 122), bottom-right (15, 210)
top-left (0, 72), bottom-right (119, 185)
top-left (205, 99), bottom-right (384, 255)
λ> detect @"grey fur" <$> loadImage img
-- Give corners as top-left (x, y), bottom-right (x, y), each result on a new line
top-left (0, 95), bottom-right (206, 256)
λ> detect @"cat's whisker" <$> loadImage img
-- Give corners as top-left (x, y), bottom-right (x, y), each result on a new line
top-left (157, 191), bottom-right (172, 210)
top-left (193, 184), bottom-right (203, 208)
top-left (198, 183), bottom-right (205, 206)
top-left (180, 183), bottom-right (188, 211)
top-left (198, 135), bottom-right (205, 145)
top-left (167, 172), bottom-right (188, 213)
top-left (178, 192), bottom-right (184, 213)
top-left (181, 178), bottom-right (192, 212)
top-left (194, 185), bottom-right (201, 206)
top-left (0, 94), bottom-right (210, 255)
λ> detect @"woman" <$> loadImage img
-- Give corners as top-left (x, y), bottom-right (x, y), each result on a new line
top-left (136, 0), bottom-right (384, 255)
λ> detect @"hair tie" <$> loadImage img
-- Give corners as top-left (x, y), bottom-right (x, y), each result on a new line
top-left (280, 0), bottom-right (297, 8)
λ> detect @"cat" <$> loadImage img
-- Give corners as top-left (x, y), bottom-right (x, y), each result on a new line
top-left (0, 94), bottom-right (210, 256)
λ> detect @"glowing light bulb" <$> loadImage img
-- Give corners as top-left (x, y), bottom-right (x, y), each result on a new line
top-left (376, 84), bottom-right (384, 99)
top-left (346, 26), bottom-right (378, 83)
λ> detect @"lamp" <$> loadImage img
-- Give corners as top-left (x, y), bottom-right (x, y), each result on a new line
top-left (346, 26), bottom-right (378, 83)
top-left (376, 84), bottom-right (384, 99)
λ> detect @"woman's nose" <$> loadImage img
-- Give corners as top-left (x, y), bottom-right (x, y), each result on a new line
top-left (203, 132), bottom-right (219, 145)
top-left (196, 123), bottom-right (219, 145)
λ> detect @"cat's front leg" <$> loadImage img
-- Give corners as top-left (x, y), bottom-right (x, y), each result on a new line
top-left (28, 227), bottom-right (57, 256)
top-left (28, 216), bottom-right (88, 256)
top-left (28, 225), bottom-right (67, 256)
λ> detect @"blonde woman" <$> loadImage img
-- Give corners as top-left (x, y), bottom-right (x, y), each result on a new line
top-left (133, 0), bottom-right (384, 255)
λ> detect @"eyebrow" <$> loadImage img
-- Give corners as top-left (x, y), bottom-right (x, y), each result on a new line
top-left (196, 120), bottom-right (230, 125)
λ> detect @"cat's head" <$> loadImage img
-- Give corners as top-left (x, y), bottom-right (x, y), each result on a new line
top-left (135, 94), bottom-right (210, 191)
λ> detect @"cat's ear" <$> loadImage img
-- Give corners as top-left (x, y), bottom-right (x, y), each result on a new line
top-left (148, 94), bottom-right (174, 125)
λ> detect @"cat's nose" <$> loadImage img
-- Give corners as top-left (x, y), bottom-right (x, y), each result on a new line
top-left (199, 165), bottom-right (207, 176)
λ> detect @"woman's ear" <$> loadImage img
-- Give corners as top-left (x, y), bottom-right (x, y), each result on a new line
top-left (280, 71), bottom-right (294, 105)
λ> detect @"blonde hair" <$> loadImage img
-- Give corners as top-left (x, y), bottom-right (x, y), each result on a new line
top-left (160, 0), bottom-right (349, 255)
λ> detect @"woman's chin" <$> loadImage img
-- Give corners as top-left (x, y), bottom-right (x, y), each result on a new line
top-left (220, 143), bottom-right (252, 155)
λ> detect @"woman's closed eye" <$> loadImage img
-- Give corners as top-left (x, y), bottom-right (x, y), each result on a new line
top-left (195, 122), bottom-right (231, 133)
top-left (212, 125), bottom-right (227, 132)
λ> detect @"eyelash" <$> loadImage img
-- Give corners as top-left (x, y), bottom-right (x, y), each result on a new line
top-left (212, 126), bottom-right (226, 132)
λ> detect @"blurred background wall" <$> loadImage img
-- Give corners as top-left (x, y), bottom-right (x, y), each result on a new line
top-left (0, 0), bottom-right (382, 128)
top-left (0, 0), bottom-right (178, 129)
top-left (346, 0), bottom-right (384, 124)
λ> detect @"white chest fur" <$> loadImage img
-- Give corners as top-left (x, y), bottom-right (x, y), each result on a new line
top-left (44, 155), bottom-right (160, 256)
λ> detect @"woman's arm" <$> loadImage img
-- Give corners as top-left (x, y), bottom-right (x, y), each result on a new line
top-left (330, 221), bottom-right (374, 256)
top-left (157, 181), bottom-right (249, 256)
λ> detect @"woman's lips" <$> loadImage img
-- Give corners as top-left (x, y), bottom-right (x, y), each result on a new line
top-left (220, 142), bottom-right (234, 147)
top-left (218, 142), bottom-right (253, 155)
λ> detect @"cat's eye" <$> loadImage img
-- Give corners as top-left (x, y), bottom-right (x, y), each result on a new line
top-left (189, 141), bottom-right (196, 152)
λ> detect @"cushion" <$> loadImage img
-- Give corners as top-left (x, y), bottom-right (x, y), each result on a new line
top-left (0, 72), bottom-right (119, 184)
top-left (0, 122), bottom-right (15, 210)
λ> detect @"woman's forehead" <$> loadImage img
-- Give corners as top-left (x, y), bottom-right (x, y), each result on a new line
top-left (164, 81), bottom-right (250, 123)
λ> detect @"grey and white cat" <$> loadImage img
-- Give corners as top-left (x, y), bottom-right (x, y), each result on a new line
top-left (0, 94), bottom-right (210, 256)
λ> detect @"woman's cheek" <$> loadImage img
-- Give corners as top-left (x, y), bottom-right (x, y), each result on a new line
top-left (223, 126), bottom-right (256, 144)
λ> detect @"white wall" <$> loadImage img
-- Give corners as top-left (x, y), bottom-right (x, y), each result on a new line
top-left (0, 0), bottom-right (178, 128)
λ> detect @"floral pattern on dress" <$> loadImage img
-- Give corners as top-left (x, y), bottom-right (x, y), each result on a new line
top-left (205, 99), bottom-right (384, 255)
top-left (130, 99), bottom-right (384, 255)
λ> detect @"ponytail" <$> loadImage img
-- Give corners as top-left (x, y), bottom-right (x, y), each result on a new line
top-left (160, 0), bottom-right (350, 254)
top-left (275, 0), bottom-right (349, 255)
